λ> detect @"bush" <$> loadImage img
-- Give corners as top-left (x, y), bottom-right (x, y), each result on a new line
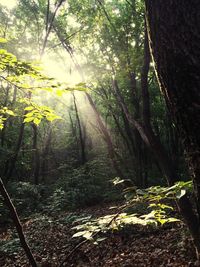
top-left (0, 182), bottom-right (44, 223)
top-left (46, 159), bottom-right (118, 212)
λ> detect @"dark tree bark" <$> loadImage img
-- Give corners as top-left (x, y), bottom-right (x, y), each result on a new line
top-left (145, 0), bottom-right (200, 258)
top-left (72, 93), bottom-right (87, 165)
top-left (1, 86), bottom-right (10, 147)
top-left (32, 124), bottom-right (40, 185)
top-left (41, 126), bottom-right (52, 183)
top-left (5, 116), bottom-right (25, 180)
top-left (113, 27), bottom-right (199, 254)
top-left (0, 178), bottom-right (38, 267)
top-left (129, 71), bottom-right (146, 187)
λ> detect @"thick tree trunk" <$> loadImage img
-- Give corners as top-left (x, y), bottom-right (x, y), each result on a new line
top-left (0, 178), bottom-right (38, 266)
top-left (145, 0), bottom-right (200, 258)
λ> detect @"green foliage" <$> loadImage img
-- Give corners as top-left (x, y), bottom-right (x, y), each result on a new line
top-left (0, 46), bottom-right (63, 131)
top-left (72, 212), bottom-right (144, 242)
top-left (0, 47), bottom-right (41, 77)
top-left (0, 107), bottom-right (15, 129)
top-left (23, 100), bottom-right (61, 125)
top-left (0, 37), bottom-right (7, 43)
top-left (45, 159), bottom-right (117, 212)
top-left (119, 179), bottom-right (192, 225)
top-left (0, 238), bottom-right (21, 255)
top-left (10, 182), bottom-right (43, 212)
top-left (46, 171), bottom-right (104, 212)
top-left (123, 180), bottom-right (193, 202)
top-left (45, 188), bottom-right (68, 213)
top-left (72, 180), bottom-right (192, 242)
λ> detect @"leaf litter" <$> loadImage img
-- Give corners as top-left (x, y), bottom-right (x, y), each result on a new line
top-left (0, 202), bottom-right (197, 267)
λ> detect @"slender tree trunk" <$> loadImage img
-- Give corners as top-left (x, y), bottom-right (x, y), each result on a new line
top-left (5, 117), bottom-right (25, 180)
top-left (98, 86), bottom-right (136, 165)
top-left (145, 0), bottom-right (200, 258)
top-left (41, 126), bottom-right (52, 183)
top-left (1, 86), bottom-right (10, 147)
top-left (129, 71), bottom-right (145, 186)
top-left (32, 124), bottom-right (40, 185)
top-left (86, 92), bottom-right (125, 178)
top-left (72, 93), bottom-right (87, 165)
top-left (0, 178), bottom-right (38, 267)
top-left (41, 0), bottom-right (65, 56)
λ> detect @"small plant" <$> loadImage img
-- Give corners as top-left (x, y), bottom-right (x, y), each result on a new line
top-left (72, 180), bottom-right (192, 243)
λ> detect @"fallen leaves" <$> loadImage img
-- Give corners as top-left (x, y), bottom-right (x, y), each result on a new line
top-left (0, 203), bottom-right (196, 267)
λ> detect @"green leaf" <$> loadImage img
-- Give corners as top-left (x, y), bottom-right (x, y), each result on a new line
top-left (24, 106), bottom-right (35, 111)
top-left (0, 38), bottom-right (7, 43)
top-left (33, 118), bottom-right (41, 125)
top-left (25, 112), bottom-right (35, 117)
top-left (24, 117), bottom-right (34, 123)
top-left (6, 110), bottom-right (15, 116)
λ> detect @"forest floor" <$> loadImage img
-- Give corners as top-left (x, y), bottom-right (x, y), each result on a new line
top-left (0, 202), bottom-right (198, 267)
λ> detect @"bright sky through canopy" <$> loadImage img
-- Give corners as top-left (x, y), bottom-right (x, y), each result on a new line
top-left (41, 52), bottom-right (83, 86)
top-left (0, 0), bottom-right (17, 9)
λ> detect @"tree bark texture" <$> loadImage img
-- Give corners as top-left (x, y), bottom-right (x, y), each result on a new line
top-left (145, 0), bottom-right (200, 258)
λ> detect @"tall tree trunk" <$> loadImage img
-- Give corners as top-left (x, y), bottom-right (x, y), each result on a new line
top-left (129, 71), bottom-right (145, 186)
top-left (41, 126), bottom-right (52, 183)
top-left (98, 86), bottom-right (136, 170)
top-left (72, 93), bottom-right (87, 165)
top-left (5, 116), bottom-right (25, 180)
top-left (1, 86), bottom-right (10, 147)
top-left (145, 0), bottom-right (200, 258)
top-left (32, 124), bottom-right (40, 185)
top-left (0, 178), bottom-right (38, 267)
top-left (86, 92), bottom-right (125, 179)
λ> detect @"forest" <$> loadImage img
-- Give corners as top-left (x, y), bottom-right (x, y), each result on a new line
top-left (0, 0), bottom-right (200, 266)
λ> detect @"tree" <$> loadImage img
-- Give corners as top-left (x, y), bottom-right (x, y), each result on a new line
top-left (145, 0), bottom-right (200, 259)
top-left (0, 178), bottom-right (38, 267)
